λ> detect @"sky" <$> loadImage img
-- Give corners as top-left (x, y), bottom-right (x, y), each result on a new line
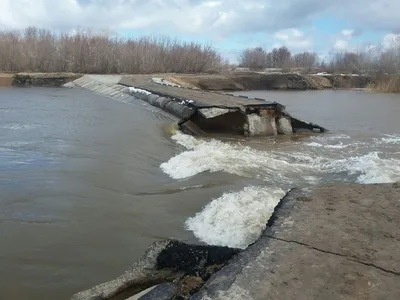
top-left (1, 0), bottom-right (400, 62)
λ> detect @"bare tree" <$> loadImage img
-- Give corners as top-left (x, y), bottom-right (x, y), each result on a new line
top-left (272, 46), bottom-right (292, 68)
top-left (293, 52), bottom-right (318, 71)
top-left (327, 52), bottom-right (364, 73)
top-left (0, 27), bottom-right (222, 74)
top-left (238, 47), bottom-right (268, 70)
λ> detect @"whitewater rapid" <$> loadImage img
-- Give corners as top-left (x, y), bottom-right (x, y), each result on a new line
top-left (160, 131), bottom-right (400, 249)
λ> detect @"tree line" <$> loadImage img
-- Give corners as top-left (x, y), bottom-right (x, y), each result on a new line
top-left (238, 43), bottom-right (400, 74)
top-left (239, 46), bottom-right (317, 71)
top-left (1, 26), bottom-right (398, 76)
top-left (0, 27), bottom-right (223, 74)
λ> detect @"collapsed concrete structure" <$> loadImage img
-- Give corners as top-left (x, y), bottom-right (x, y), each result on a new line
top-left (119, 76), bottom-right (327, 137)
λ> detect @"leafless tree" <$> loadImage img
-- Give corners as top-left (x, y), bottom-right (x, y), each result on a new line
top-left (293, 52), bottom-right (318, 71)
top-left (238, 47), bottom-right (268, 70)
top-left (0, 27), bottom-right (222, 74)
top-left (272, 46), bottom-right (292, 68)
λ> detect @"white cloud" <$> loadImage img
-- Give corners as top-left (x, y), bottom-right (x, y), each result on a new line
top-left (273, 28), bottom-right (312, 50)
top-left (0, 0), bottom-right (400, 37)
top-left (333, 39), bottom-right (349, 51)
top-left (382, 33), bottom-right (400, 49)
top-left (341, 29), bottom-right (354, 39)
top-left (331, 28), bottom-right (356, 52)
top-left (274, 28), bottom-right (303, 40)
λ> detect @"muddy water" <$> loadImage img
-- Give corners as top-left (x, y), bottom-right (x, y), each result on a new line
top-left (1, 88), bottom-right (400, 299)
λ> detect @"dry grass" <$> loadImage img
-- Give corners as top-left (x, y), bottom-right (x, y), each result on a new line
top-left (367, 75), bottom-right (400, 93)
top-left (0, 27), bottom-right (222, 74)
top-left (0, 73), bottom-right (14, 86)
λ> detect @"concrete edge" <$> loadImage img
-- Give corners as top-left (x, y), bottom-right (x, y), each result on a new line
top-left (189, 187), bottom-right (299, 299)
top-left (71, 240), bottom-right (241, 300)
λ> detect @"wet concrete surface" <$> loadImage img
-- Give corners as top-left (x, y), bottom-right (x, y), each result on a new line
top-left (191, 183), bottom-right (400, 300)
top-left (119, 75), bottom-right (273, 107)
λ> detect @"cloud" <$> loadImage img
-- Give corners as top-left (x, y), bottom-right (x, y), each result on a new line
top-left (341, 29), bottom-right (354, 39)
top-left (1, 0), bottom-right (400, 37)
top-left (382, 33), bottom-right (400, 49)
top-left (331, 29), bottom-right (354, 51)
top-left (333, 39), bottom-right (349, 51)
top-left (273, 28), bottom-right (312, 50)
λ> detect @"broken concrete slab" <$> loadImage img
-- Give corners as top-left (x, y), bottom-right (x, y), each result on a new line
top-left (63, 74), bottom-right (327, 137)
top-left (136, 283), bottom-right (177, 300)
top-left (198, 108), bottom-right (232, 119)
top-left (152, 77), bottom-right (181, 88)
top-left (246, 113), bottom-right (277, 136)
top-left (277, 117), bottom-right (293, 134)
top-left (191, 183), bottom-right (400, 300)
top-left (118, 75), bottom-right (328, 137)
top-left (71, 240), bottom-right (240, 300)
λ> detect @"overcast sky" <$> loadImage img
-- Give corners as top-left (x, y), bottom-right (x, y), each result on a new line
top-left (1, 0), bottom-right (400, 61)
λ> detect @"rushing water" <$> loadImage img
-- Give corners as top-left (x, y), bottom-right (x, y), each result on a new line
top-left (1, 87), bottom-right (400, 299)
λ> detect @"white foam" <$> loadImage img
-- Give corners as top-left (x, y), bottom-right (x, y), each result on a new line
top-left (179, 184), bottom-right (203, 190)
top-left (162, 132), bottom-right (400, 185)
top-left (306, 141), bottom-right (348, 149)
top-left (310, 133), bottom-right (351, 141)
top-left (161, 132), bottom-right (318, 182)
top-left (380, 134), bottom-right (400, 144)
top-left (1, 123), bottom-right (36, 130)
top-left (306, 142), bottom-right (323, 147)
top-left (185, 186), bottom-right (286, 249)
top-left (128, 87), bottom-right (151, 95)
top-left (162, 132), bottom-right (400, 248)
top-left (324, 152), bottom-right (400, 184)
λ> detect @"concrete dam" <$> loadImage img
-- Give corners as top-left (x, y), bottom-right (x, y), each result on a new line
top-left (64, 74), bottom-right (327, 137)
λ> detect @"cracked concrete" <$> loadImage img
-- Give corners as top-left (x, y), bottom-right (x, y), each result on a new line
top-left (266, 236), bottom-right (400, 276)
top-left (190, 183), bottom-right (400, 300)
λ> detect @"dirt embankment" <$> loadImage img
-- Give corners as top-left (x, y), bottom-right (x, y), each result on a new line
top-left (13, 73), bottom-right (82, 87)
top-left (2, 72), bottom-right (375, 91)
top-left (0, 73), bottom-right (81, 87)
top-left (321, 74), bottom-right (373, 89)
top-left (168, 73), bottom-right (373, 91)
top-left (0, 73), bottom-right (14, 87)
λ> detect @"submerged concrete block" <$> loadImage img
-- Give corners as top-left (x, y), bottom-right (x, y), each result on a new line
top-left (246, 113), bottom-right (277, 136)
top-left (277, 117), bottom-right (293, 135)
top-left (199, 108), bottom-right (231, 119)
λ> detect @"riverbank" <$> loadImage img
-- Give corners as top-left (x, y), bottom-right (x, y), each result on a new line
top-left (0, 73), bottom-right (13, 87)
top-left (0, 72), bottom-right (81, 87)
top-left (367, 75), bottom-right (400, 93)
top-left (167, 73), bottom-right (372, 91)
top-left (4, 72), bottom-right (400, 93)
top-left (72, 182), bottom-right (400, 299)
top-left (0, 72), bottom-right (374, 90)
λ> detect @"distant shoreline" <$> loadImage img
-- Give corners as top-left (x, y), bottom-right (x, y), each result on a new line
top-left (0, 72), bottom-right (374, 90)
top-left (1, 72), bottom-right (398, 93)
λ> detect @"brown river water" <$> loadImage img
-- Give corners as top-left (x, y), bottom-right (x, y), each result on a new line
top-left (1, 87), bottom-right (400, 299)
